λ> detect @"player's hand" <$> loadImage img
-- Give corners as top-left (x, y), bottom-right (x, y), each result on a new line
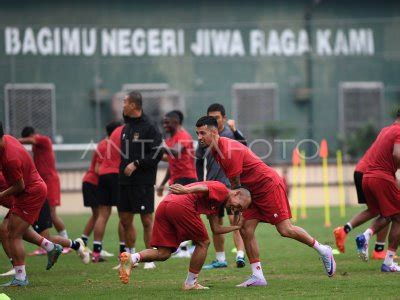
top-left (156, 185), bottom-right (164, 197)
top-left (233, 211), bottom-right (243, 226)
top-left (124, 163), bottom-right (136, 176)
top-left (169, 184), bottom-right (189, 194)
top-left (227, 119), bottom-right (236, 132)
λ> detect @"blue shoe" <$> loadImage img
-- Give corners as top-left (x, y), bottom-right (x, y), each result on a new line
top-left (355, 234), bottom-right (369, 262)
top-left (47, 244), bottom-right (63, 270)
top-left (236, 256), bottom-right (246, 268)
top-left (381, 263), bottom-right (400, 272)
top-left (1, 277), bottom-right (29, 287)
top-left (202, 260), bottom-right (228, 270)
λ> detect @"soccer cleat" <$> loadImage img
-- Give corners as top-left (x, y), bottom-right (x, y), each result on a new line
top-left (172, 250), bottom-right (191, 258)
top-left (236, 275), bottom-right (267, 287)
top-left (0, 268), bottom-right (16, 277)
top-left (46, 244), bottom-right (63, 270)
top-left (183, 282), bottom-right (210, 290)
top-left (0, 277), bottom-right (29, 287)
top-left (62, 248), bottom-right (73, 254)
top-left (119, 252), bottom-right (133, 284)
top-left (100, 250), bottom-right (114, 258)
top-left (76, 238), bottom-right (90, 264)
top-left (112, 263), bottom-right (121, 270)
top-left (203, 260), bottom-right (228, 270)
top-left (381, 263), bottom-right (400, 272)
top-left (333, 227), bottom-right (347, 253)
top-left (320, 246), bottom-right (336, 277)
top-left (236, 256), bottom-right (246, 268)
top-left (356, 234), bottom-right (369, 262)
top-left (28, 247), bottom-right (47, 256)
top-left (372, 250), bottom-right (386, 260)
top-left (143, 262), bottom-right (156, 269)
top-left (92, 252), bottom-right (106, 263)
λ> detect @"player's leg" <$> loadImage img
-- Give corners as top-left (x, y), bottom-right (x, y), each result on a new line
top-left (237, 219), bottom-right (267, 287)
top-left (92, 205), bottom-right (112, 262)
top-left (203, 208), bottom-right (227, 269)
top-left (381, 214), bottom-right (400, 271)
top-left (50, 206), bottom-right (67, 237)
top-left (5, 214), bottom-right (31, 286)
top-left (184, 239), bottom-right (210, 290)
top-left (81, 206), bottom-right (99, 247)
top-left (275, 219), bottom-right (335, 277)
top-left (140, 213), bottom-right (156, 269)
top-left (372, 223), bottom-right (390, 259)
top-left (228, 212), bottom-right (246, 267)
top-left (0, 218), bottom-right (14, 275)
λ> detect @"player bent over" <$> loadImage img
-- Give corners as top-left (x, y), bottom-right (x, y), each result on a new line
top-left (118, 181), bottom-right (251, 290)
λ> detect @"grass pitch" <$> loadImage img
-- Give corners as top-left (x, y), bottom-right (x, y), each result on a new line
top-left (0, 206), bottom-right (398, 299)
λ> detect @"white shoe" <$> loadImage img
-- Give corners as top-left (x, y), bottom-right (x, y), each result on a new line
top-left (0, 268), bottom-right (15, 277)
top-left (76, 238), bottom-right (90, 264)
top-left (112, 263), bottom-right (121, 270)
top-left (100, 250), bottom-right (114, 258)
top-left (173, 250), bottom-right (191, 258)
top-left (143, 262), bottom-right (156, 269)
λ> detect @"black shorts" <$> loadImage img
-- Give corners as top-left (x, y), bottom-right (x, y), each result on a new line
top-left (33, 200), bottom-right (52, 234)
top-left (82, 182), bottom-right (99, 208)
top-left (354, 171), bottom-right (366, 204)
top-left (98, 174), bottom-right (119, 206)
top-left (173, 177), bottom-right (197, 185)
top-left (218, 206), bottom-right (233, 218)
top-left (118, 185), bottom-right (154, 214)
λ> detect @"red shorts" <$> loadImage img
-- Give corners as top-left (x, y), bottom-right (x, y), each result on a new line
top-left (363, 176), bottom-right (400, 217)
top-left (11, 181), bottom-right (47, 225)
top-left (243, 182), bottom-right (292, 225)
top-left (150, 201), bottom-right (209, 252)
top-left (44, 175), bottom-right (61, 207)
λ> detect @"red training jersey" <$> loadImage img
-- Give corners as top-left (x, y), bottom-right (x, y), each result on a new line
top-left (364, 123), bottom-right (400, 181)
top-left (165, 129), bottom-right (197, 183)
top-left (99, 125), bottom-right (124, 175)
top-left (212, 137), bottom-right (281, 197)
top-left (32, 134), bottom-right (58, 180)
top-left (355, 147), bottom-right (373, 173)
top-left (0, 170), bottom-right (14, 208)
top-left (82, 139), bottom-right (107, 185)
top-left (0, 135), bottom-right (44, 196)
top-left (163, 181), bottom-right (228, 215)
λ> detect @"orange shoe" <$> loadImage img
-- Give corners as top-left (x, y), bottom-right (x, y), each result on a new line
top-left (119, 252), bottom-right (133, 284)
top-left (183, 282), bottom-right (210, 290)
top-left (372, 250), bottom-right (386, 260)
top-left (333, 227), bottom-right (347, 253)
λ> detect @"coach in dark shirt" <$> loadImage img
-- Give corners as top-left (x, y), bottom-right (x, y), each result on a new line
top-left (119, 91), bottom-right (162, 268)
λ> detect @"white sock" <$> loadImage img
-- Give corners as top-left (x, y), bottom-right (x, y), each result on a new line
top-left (131, 253), bottom-right (141, 265)
top-left (312, 240), bottom-right (329, 256)
top-left (250, 261), bottom-right (265, 279)
top-left (127, 248), bottom-right (135, 254)
top-left (14, 265), bottom-right (26, 281)
top-left (185, 271), bottom-right (198, 286)
top-left (40, 238), bottom-right (55, 252)
top-left (345, 222), bottom-right (353, 230)
top-left (216, 251), bottom-right (226, 262)
top-left (237, 250), bottom-right (245, 259)
top-left (59, 230), bottom-right (68, 239)
top-left (363, 228), bottom-right (373, 243)
top-left (384, 249), bottom-right (396, 266)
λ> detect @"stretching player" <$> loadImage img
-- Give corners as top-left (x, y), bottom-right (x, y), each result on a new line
top-left (195, 116), bottom-right (336, 287)
top-left (118, 181), bottom-right (251, 290)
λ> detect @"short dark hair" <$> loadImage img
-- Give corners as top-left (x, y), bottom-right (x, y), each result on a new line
top-left (165, 111), bottom-right (180, 123)
top-left (106, 121), bottom-right (122, 136)
top-left (207, 103), bottom-right (226, 117)
top-left (196, 116), bottom-right (218, 129)
top-left (0, 122), bottom-right (4, 138)
top-left (171, 110), bottom-right (184, 125)
top-left (126, 91), bottom-right (142, 109)
top-left (21, 126), bottom-right (35, 137)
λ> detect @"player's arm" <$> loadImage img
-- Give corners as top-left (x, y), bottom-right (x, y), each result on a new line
top-left (227, 120), bottom-right (247, 146)
top-left (169, 183), bottom-right (208, 194)
top-left (0, 178), bottom-right (25, 198)
top-left (195, 146), bottom-right (205, 181)
top-left (156, 168), bottom-right (170, 196)
top-left (393, 143), bottom-right (400, 168)
top-left (229, 176), bottom-right (242, 189)
top-left (208, 214), bottom-right (241, 234)
top-left (18, 137), bottom-right (37, 145)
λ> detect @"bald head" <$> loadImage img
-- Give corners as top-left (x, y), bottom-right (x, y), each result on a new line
top-left (226, 188), bottom-right (251, 212)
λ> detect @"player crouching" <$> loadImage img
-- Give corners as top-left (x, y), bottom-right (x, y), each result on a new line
top-left (118, 181), bottom-right (251, 290)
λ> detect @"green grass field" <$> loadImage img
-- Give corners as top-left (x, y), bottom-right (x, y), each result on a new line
top-left (0, 206), bottom-right (398, 299)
